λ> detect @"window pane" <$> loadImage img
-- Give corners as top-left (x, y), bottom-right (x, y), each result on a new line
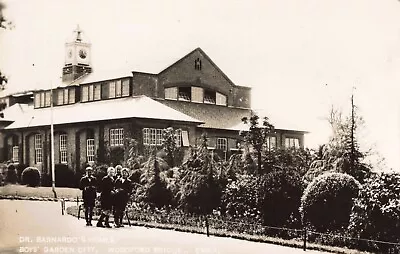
top-left (216, 138), bottom-right (227, 151)
top-left (69, 88), bottom-right (75, 104)
top-left (60, 134), bottom-right (67, 163)
top-left (115, 80), bottom-right (122, 97)
top-left (12, 146), bottom-right (19, 162)
top-left (122, 80), bottom-right (130, 96)
top-left (216, 92), bottom-right (227, 106)
top-left (175, 129), bottom-right (182, 147)
top-left (81, 86), bottom-right (89, 102)
top-left (165, 87), bottom-right (177, 100)
top-left (34, 93), bottom-right (40, 108)
top-left (109, 81), bottom-right (116, 98)
top-left (191, 87), bottom-right (203, 103)
top-left (87, 139), bottom-right (95, 162)
top-left (178, 87), bottom-right (191, 101)
top-left (40, 92), bottom-right (45, 107)
top-left (63, 89), bottom-right (69, 104)
top-left (94, 84), bottom-right (101, 100)
top-left (57, 90), bottom-right (64, 105)
top-left (45, 91), bottom-right (51, 107)
top-left (204, 89), bottom-right (216, 104)
top-left (182, 130), bottom-right (189, 147)
top-left (88, 85), bottom-right (94, 101)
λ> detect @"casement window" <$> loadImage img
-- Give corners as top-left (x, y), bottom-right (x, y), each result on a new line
top-left (110, 128), bottom-right (124, 146)
top-left (165, 87), bottom-right (178, 100)
top-left (35, 91), bottom-right (51, 108)
top-left (216, 92), bottom-right (227, 106)
top-left (143, 128), bottom-right (164, 146)
top-left (57, 90), bottom-right (64, 106)
top-left (178, 87), bottom-right (191, 101)
top-left (56, 88), bottom-right (76, 105)
top-left (40, 92), bottom-right (45, 107)
top-left (181, 130), bottom-right (189, 147)
top-left (285, 137), bottom-right (300, 149)
top-left (34, 134), bottom-right (43, 164)
top-left (12, 146), bottom-right (19, 163)
top-left (59, 134), bottom-right (68, 164)
top-left (216, 138), bottom-right (228, 151)
top-left (115, 80), bottom-right (122, 97)
top-left (109, 81), bottom-right (116, 98)
top-left (122, 79), bottom-right (130, 96)
top-left (82, 84), bottom-right (100, 102)
top-left (45, 91), bottom-right (51, 107)
top-left (204, 89), bottom-right (216, 104)
top-left (34, 93), bottom-right (40, 108)
top-left (86, 139), bottom-right (95, 163)
top-left (63, 89), bottom-right (69, 105)
top-left (265, 136), bottom-right (277, 150)
top-left (68, 88), bottom-right (75, 103)
top-left (191, 87), bottom-right (203, 103)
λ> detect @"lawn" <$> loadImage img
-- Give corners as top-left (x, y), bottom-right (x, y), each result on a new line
top-left (0, 184), bottom-right (82, 200)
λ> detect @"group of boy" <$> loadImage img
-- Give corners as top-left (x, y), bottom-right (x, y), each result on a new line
top-left (79, 165), bottom-right (133, 228)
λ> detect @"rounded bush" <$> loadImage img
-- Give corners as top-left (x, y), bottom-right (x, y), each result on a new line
top-left (6, 164), bottom-right (18, 184)
top-left (300, 172), bottom-right (361, 232)
top-left (21, 167), bottom-right (41, 187)
top-left (54, 164), bottom-right (75, 187)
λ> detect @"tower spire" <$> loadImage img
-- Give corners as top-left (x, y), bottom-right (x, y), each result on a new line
top-left (74, 24), bottom-right (83, 42)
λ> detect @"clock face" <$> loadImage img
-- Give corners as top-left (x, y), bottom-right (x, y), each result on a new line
top-left (79, 49), bottom-right (87, 59)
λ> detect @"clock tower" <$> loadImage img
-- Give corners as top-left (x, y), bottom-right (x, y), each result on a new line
top-left (62, 25), bottom-right (92, 83)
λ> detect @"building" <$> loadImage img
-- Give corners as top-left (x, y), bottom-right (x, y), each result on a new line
top-left (0, 27), bottom-right (306, 175)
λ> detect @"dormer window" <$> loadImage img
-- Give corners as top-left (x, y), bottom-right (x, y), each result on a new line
top-left (216, 92), bottom-right (227, 106)
top-left (178, 87), bottom-right (191, 101)
top-left (204, 89), bottom-right (216, 104)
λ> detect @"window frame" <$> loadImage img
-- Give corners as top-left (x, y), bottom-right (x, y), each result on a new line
top-left (216, 138), bottom-right (228, 151)
top-left (12, 146), bottom-right (19, 163)
top-left (59, 134), bottom-right (68, 164)
top-left (86, 138), bottom-right (95, 163)
top-left (110, 128), bottom-right (124, 147)
top-left (34, 134), bottom-right (43, 164)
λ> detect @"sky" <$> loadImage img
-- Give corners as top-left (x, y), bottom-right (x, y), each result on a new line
top-left (1, 0), bottom-right (400, 170)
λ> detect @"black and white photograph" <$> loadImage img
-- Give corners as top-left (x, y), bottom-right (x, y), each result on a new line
top-left (0, 0), bottom-right (399, 253)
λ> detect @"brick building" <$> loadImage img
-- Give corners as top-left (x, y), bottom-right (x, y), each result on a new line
top-left (0, 28), bottom-right (306, 175)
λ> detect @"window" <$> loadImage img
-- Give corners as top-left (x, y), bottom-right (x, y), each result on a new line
top-left (216, 138), bottom-right (227, 151)
top-left (94, 84), bottom-right (101, 100)
top-left (63, 89), bottom-right (69, 105)
top-left (181, 130), bottom-right (189, 147)
top-left (265, 136), bottom-right (277, 150)
top-left (109, 81), bottom-right (116, 98)
top-left (115, 80), bottom-right (122, 97)
top-left (86, 139), bottom-right (95, 163)
top-left (34, 93), bottom-right (40, 108)
top-left (175, 129), bottom-right (182, 147)
top-left (57, 90), bottom-right (64, 105)
top-left (178, 87), bottom-right (191, 101)
top-left (69, 88), bottom-right (75, 104)
top-left (285, 137), bottom-right (300, 149)
top-left (204, 89), bottom-right (216, 104)
top-left (45, 91), bottom-right (51, 107)
top-left (88, 85), bottom-right (94, 101)
top-left (122, 79), bottom-right (130, 96)
top-left (216, 92), bottom-right (227, 106)
top-left (34, 134), bottom-right (43, 164)
top-left (165, 87), bottom-right (178, 100)
top-left (81, 86), bottom-right (89, 102)
top-left (191, 87), bottom-right (203, 103)
top-left (143, 128), bottom-right (164, 146)
top-left (12, 146), bottom-right (19, 163)
top-left (110, 128), bottom-right (124, 146)
top-left (195, 58), bottom-right (202, 70)
top-left (60, 134), bottom-right (67, 164)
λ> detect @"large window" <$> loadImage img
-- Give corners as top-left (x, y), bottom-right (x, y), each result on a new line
top-left (265, 136), bottom-right (277, 150)
top-left (285, 137), bottom-right (300, 149)
top-left (60, 134), bottom-right (68, 164)
top-left (143, 128), bottom-right (164, 146)
top-left (165, 87), bottom-right (178, 100)
top-left (34, 91), bottom-right (51, 108)
top-left (122, 79), bottom-right (130, 96)
top-left (56, 88), bottom-right (76, 105)
top-left (81, 84), bottom-right (101, 102)
top-left (178, 87), bottom-right (191, 101)
top-left (110, 128), bottom-right (124, 146)
top-left (204, 89), bottom-right (216, 104)
top-left (191, 87), bottom-right (203, 103)
top-left (86, 139), bottom-right (95, 163)
top-left (34, 134), bottom-right (43, 164)
top-left (12, 146), bottom-right (19, 163)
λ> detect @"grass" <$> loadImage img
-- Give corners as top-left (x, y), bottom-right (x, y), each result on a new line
top-left (0, 183), bottom-right (82, 201)
top-left (66, 206), bottom-right (371, 254)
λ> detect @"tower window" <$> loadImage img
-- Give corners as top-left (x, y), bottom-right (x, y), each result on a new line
top-left (178, 87), bottom-right (191, 101)
top-left (194, 58), bottom-right (202, 70)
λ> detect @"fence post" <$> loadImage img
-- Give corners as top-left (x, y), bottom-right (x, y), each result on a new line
top-left (303, 227), bottom-right (307, 251)
top-left (205, 216), bottom-right (209, 237)
top-left (61, 199), bottom-right (64, 215)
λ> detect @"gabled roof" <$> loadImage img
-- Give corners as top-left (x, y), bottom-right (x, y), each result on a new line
top-left (0, 103), bottom-right (33, 122)
top-left (4, 96), bottom-right (203, 130)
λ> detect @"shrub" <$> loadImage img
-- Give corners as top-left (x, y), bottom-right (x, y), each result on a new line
top-left (6, 163), bottom-right (18, 183)
top-left (21, 167), bottom-right (41, 187)
top-left (15, 163), bottom-right (28, 183)
top-left (348, 172), bottom-right (400, 253)
top-left (260, 167), bottom-right (305, 228)
top-left (300, 172), bottom-right (361, 232)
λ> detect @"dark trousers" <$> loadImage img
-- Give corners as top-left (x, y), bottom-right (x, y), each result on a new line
top-left (84, 205), bottom-right (94, 223)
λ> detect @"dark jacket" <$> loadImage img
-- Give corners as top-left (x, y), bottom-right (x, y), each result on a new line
top-left (114, 177), bottom-right (133, 208)
top-left (79, 175), bottom-right (97, 206)
top-left (99, 175), bottom-right (115, 210)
